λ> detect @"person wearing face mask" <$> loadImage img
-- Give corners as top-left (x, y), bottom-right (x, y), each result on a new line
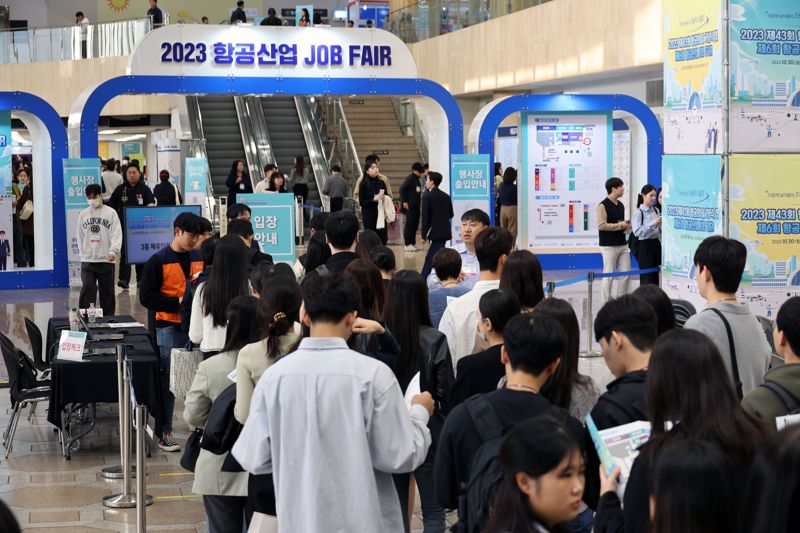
top-left (77, 184), bottom-right (122, 316)
top-left (632, 184), bottom-right (662, 285)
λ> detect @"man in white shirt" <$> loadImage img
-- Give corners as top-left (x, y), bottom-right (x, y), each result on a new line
top-left (101, 159), bottom-right (123, 201)
top-left (439, 227), bottom-right (514, 372)
top-left (426, 208), bottom-right (489, 291)
top-left (77, 184), bottom-right (122, 316)
top-left (75, 11), bottom-right (90, 58)
top-left (253, 163), bottom-right (277, 194)
top-left (232, 271), bottom-right (434, 532)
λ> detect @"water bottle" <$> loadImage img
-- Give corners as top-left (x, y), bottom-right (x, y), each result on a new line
top-left (69, 308), bottom-right (79, 331)
top-left (88, 303), bottom-right (97, 324)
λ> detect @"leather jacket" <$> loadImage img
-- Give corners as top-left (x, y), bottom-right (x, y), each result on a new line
top-left (418, 326), bottom-right (455, 409)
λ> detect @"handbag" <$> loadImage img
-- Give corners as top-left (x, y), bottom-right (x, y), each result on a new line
top-left (179, 428), bottom-right (203, 472)
top-left (627, 209), bottom-right (643, 260)
top-left (19, 200), bottom-right (33, 221)
top-left (169, 343), bottom-right (203, 400)
top-left (248, 512), bottom-right (278, 533)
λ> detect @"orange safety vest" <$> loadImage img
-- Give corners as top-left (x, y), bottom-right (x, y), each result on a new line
top-left (155, 251), bottom-right (203, 324)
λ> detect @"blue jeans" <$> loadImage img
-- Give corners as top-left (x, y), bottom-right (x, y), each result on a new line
top-left (394, 463), bottom-right (445, 533)
top-left (155, 325), bottom-right (188, 437)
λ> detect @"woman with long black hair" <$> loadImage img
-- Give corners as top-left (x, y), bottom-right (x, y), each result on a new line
top-left (632, 184), bottom-right (661, 285)
top-left (225, 159), bottom-right (252, 206)
top-left (189, 235), bottom-right (251, 357)
top-left (359, 160), bottom-right (389, 245)
top-left (745, 426), bottom-right (800, 533)
top-left (383, 269), bottom-right (454, 533)
top-left (500, 250), bottom-right (545, 312)
top-left (484, 417), bottom-right (586, 533)
top-left (595, 329), bottom-right (770, 533)
top-left (289, 155), bottom-right (309, 204)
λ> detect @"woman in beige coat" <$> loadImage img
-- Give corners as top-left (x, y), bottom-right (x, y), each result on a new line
top-left (184, 295), bottom-right (260, 533)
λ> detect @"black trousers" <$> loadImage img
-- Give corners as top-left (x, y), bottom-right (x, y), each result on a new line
top-left (293, 183), bottom-right (309, 204)
top-left (22, 235), bottom-right (34, 267)
top-left (202, 495), bottom-right (253, 533)
top-left (118, 262), bottom-right (144, 285)
top-left (404, 206), bottom-right (420, 246)
top-left (421, 240), bottom-right (446, 280)
top-left (637, 239), bottom-right (661, 285)
top-left (79, 262), bottom-right (116, 316)
top-left (329, 197), bottom-right (343, 212)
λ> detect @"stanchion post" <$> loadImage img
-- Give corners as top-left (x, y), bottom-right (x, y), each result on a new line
top-left (103, 346), bottom-right (136, 508)
top-left (101, 345), bottom-right (128, 480)
top-left (546, 281), bottom-right (556, 298)
top-left (135, 404), bottom-right (153, 532)
top-left (581, 272), bottom-right (602, 358)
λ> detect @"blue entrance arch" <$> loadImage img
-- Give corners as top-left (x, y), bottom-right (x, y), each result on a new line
top-left (0, 92), bottom-right (69, 290)
top-left (477, 93), bottom-right (663, 269)
top-left (76, 76), bottom-right (464, 161)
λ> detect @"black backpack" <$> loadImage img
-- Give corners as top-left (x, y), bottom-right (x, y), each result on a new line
top-left (759, 381), bottom-right (800, 415)
top-left (627, 209), bottom-right (645, 260)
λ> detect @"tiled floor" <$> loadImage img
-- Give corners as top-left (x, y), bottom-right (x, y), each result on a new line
top-left (0, 244), bottom-right (620, 531)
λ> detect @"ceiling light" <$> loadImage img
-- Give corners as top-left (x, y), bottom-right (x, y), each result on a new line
top-left (99, 129), bottom-right (121, 135)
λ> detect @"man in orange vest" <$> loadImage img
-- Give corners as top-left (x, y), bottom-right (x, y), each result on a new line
top-left (139, 212), bottom-right (204, 452)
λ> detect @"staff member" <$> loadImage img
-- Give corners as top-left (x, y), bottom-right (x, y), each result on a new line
top-left (420, 172), bottom-right (453, 280)
top-left (400, 162), bottom-right (424, 252)
top-left (108, 165), bottom-right (156, 289)
top-left (77, 184), bottom-right (122, 316)
top-left (598, 177), bottom-right (631, 301)
top-left (632, 184), bottom-right (662, 285)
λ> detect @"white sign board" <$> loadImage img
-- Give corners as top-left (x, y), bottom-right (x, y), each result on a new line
top-left (127, 25), bottom-right (418, 79)
top-left (57, 330), bottom-right (87, 362)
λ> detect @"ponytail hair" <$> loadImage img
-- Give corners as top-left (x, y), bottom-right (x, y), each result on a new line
top-left (638, 184), bottom-right (657, 208)
top-left (257, 273), bottom-right (302, 359)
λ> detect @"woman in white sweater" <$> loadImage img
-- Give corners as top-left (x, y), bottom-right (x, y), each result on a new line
top-left (184, 295), bottom-right (260, 532)
top-left (189, 235), bottom-right (251, 357)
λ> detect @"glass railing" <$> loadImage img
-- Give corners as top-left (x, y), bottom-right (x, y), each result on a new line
top-left (385, 0), bottom-right (554, 43)
top-left (0, 17), bottom-right (152, 64)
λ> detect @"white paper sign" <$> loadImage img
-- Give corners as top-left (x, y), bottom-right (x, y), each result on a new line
top-left (57, 330), bottom-right (87, 362)
top-left (79, 308), bottom-right (104, 319)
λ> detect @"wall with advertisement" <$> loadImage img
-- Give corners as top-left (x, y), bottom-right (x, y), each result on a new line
top-left (663, 0), bottom-right (724, 154)
top-left (519, 112), bottom-right (612, 254)
top-left (729, 154), bottom-right (800, 317)
top-left (661, 155), bottom-right (722, 308)
top-left (729, 0), bottom-right (800, 152)
top-left (63, 158), bottom-right (101, 286)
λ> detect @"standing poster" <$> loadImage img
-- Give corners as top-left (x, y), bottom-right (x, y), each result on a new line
top-left (495, 126), bottom-right (519, 172)
top-left (450, 154), bottom-right (492, 246)
top-left (729, 0), bottom-right (800, 152)
top-left (184, 157), bottom-right (208, 207)
top-left (156, 140), bottom-right (182, 193)
top-left (730, 154), bottom-right (800, 317)
top-left (238, 193), bottom-right (296, 263)
top-left (663, 0), bottom-right (724, 154)
top-left (0, 110), bottom-right (11, 192)
top-left (661, 155), bottom-right (722, 307)
top-left (296, 4), bottom-right (314, 26)
top-left (519, 112), bottom-right (612, 252)
top-left (0, 195), bottom-right (14, 270)
top-left (63, 158), bottom-right (101, 287)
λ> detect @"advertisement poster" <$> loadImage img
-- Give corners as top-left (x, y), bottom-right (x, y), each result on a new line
top-left (0, 110), bottom-right (11, 192)
top-left (0, 195), bottom-right (14, 270)
top-left (730, 154), bottom-right (800, 317)
top-left (156, 140), bottom-right (182, 193)
top-left (123, 205), bottom-right (202, 265)
top-left (450, 154), bottom-right (492, 245)
top-left (238, 193), bottom-right (296, 263)
top-left (663, 0), bottom-right (724, 154)
top-left (184, 157), bottom-right (208, 207)
top-left (520, 112), bottom-right (612, 252)
top-left (63, 158), bottom-right (101, 286)
top-left (495, 126), bottom-right (519, 173)
top-left (661, 155), bottom-right (722, 308)
top-left (295, 4), bottom-right (314, 26)
top-left (121, 143), bottom-right (142, 159)
top-left (730, 0), bottom-right (800, 152)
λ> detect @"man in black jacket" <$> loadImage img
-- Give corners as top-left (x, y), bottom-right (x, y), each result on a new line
top-left (260, 7), bottom-right (282, 25)
top-left (323, 211), bottom-right (360, 273)
top-left (399, 162), bottom-right (424, 252)
top-left (230, 0), bottom-right (247, 23)
top-left (434, 313), bottom-right (585, 525)
top-left (420, 172), bottom-right (453, 279)
top-left (227, 219), bottom-right (274, 269)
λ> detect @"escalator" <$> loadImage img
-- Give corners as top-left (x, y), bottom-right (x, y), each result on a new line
top-left (260, 96), bottom-right (321, 209)
top-left (195, 95), bottom-right (248, 197)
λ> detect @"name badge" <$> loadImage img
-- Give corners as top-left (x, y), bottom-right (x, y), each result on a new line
top-left (136, 193), bottom-right (143, 205)
top-left (416, 186), bottom-right (421, 193)
top-left (240, 183), bottom-right (245, 190)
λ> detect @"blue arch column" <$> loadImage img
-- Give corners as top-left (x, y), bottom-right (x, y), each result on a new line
top-left (77, 76), bottom-right (463, 161)
top-left (0, 92), bottom-right (69, 289)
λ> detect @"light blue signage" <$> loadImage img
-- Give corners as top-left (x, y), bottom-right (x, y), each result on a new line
top-left (238, 193), bottom-right (296, 263)
top-left (63, 158), bottom-right (101, 285)
top-left (0, 110), bottom-right (11, 192)
top-left (450, 154), bottom-right (492, 244)
top-left (184, 157), bottom-right (208, 206)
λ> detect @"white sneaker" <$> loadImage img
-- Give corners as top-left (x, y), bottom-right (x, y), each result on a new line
top-left (404, 244), bottom-right (416, 252)
top-left (413, 245), bottom-right (424, 252)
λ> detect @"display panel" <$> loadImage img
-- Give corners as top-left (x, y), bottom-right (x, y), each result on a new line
top-left (124, 205), bottom-right (202, 265)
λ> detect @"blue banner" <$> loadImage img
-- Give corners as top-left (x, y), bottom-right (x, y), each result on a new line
top-left (0, 110), bottom-right (11, 193)
top-left (450, 154), bottom-right (492, 245)
top-left (238, 193), bottom-right (296, 263)
top-left (184, 157), bottom-right (208, 207)
top-left (123, 205), bottom-right (202, 265)
top-left (63, 158), bottom-right (101, 286)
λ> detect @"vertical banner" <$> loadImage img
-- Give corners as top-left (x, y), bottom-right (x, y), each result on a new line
top-left (156, 140), bottom-right (182, 193)
top-left (450, 154), bottom-right (492, 246)
top-left (661, 155), bottom-right (723, 307)
top-left (495, 126), bottom-right (519, 172)
top-left (729, 0), bottom-right (800, 152)
top-left (238, 193), bottom-right (296, 263)
top-left (0, 110), bottom-right (11, 192)
top-left (663, 0), bottom-right (724, 154)
top-left (63, 158), bottom-right (101, 287)
top-left (519, 112), bottom-right (612, 253)
top-left (184, 157), bottom-right (208, 207)
top-left (0, 195), bottom-right (14, 270)
top-left (730, 154), bottom-right (800, 317)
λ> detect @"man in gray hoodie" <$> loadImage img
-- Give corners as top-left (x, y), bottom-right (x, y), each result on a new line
top-left (77, 184), bottom-right (122, 316)
top-left (685, 236), bottom-right (771, 397)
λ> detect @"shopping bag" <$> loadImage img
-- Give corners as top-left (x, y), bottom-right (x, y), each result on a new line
top-left (248, 512), bottom-right (278, 533)
top-left (169, 344), bottom-right (203, 400)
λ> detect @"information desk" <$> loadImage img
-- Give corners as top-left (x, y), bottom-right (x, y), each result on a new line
top-left (45, 315), bottom-right (163, 458)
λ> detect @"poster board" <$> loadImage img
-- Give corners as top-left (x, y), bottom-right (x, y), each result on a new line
top-left (63, 158), bottom-right (101, 286)
top-left (238, 193), bottom-right (296, 263)
top-left (450, 154), bottom-right (492, 245)
top-left (123, 205), bottom-right (202, 265)
top-left (519, 112), bottom-right (612, 254)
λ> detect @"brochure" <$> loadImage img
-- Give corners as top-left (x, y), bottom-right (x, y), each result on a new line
top-left (586, 414), bottom-right (651, 499)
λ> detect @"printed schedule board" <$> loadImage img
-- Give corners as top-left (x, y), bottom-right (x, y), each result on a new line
top-left (124, 205), bottom-right (202, 265)
top-left (237, 193), bottom-right (296, 263)
top-left (520, 112), bottom-right (612, 253)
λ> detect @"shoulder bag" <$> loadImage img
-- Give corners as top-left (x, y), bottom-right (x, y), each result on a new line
top-left (705, 308), bottom-right (744, 399)
top-left (19, 199), bottom-right (33, 221)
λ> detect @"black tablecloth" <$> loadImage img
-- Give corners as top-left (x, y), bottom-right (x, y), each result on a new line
top-left (46, 316), bottom-right (163, 430)
top-left (45, 315), bottom-right (151, 361)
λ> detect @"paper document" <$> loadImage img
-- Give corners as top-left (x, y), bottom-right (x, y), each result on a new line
top-left (404, 372), bottom-right (421, 409)
top-left (586, 415), bottom-right (651, 499)
top-left (106, 322), bottom-right (146, 328)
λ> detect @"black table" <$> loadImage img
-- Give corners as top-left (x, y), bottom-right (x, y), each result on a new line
top-left (45, 316), bottom-right (163, 458)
